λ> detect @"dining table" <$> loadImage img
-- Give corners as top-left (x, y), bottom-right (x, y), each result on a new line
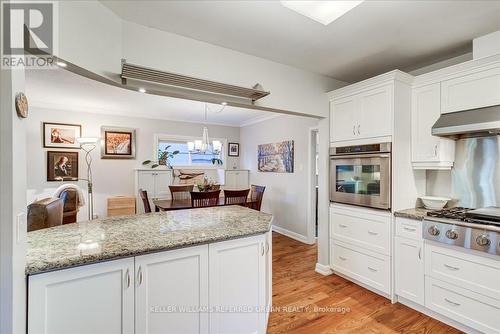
top-left (152, 197), bottom-right (259, 211)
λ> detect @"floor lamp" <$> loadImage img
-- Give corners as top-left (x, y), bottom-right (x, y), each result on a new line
top-left (76, 137), bottom-right (100, 220)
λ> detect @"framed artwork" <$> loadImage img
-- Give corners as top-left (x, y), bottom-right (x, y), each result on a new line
top-left (43, 122), bottom-right (82, 149)
top-left (101, 126), bottom-right (136, 159)
top-left (257, 140), bottom-right (294, 173)
top-left (228, 142), bottom-right (240, 157)
top-left (47, 151), bottom-right (79, 181)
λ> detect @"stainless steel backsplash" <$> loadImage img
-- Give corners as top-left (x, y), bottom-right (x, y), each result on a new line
top-left (452, 136), bottom-right (500, 208)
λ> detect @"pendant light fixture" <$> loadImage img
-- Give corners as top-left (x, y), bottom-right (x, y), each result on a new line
top-left (188, 103), bottom-right (226, 154)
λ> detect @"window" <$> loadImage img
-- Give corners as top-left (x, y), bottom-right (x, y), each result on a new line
top-left (155, 135), bottom-right (226, 168)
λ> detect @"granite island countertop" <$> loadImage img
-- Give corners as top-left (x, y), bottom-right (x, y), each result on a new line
top-left (394, 208), bottom-right (430, 220)
top-left (27, 206), bottom-right (273, 275)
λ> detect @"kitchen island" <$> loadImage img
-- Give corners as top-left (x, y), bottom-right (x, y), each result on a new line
top-left (27, 206), bottom-right (273, 334)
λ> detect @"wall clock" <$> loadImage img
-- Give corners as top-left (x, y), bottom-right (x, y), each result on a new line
top-left (15, 92), bottom-right (28, 118)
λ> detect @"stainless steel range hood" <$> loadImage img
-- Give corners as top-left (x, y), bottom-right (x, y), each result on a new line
top-left (432, 104), bottom-right (500, 139)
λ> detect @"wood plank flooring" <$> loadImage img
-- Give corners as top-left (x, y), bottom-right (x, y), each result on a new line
top-left (267, 232), bottom-right (462, 334)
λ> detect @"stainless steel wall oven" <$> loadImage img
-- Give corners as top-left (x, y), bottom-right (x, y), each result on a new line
top-left (330, 143), bottom-right (391, 210)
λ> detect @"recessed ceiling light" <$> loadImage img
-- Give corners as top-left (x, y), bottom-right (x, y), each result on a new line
top-left (281, 1), bottom-right (364, 26)
top-left (56, 61), bottom-right (67, 67)
top-left (138, 88), bottom-right (146, 93)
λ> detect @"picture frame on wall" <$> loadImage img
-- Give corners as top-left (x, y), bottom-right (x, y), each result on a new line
top-left (43, 122), bottom-right (82, 149)
top-left (101, 126), bottom-right (136, 159)
top-left (47, 151), bottom-right (79, 182)
top-left (228, 142), bottom-right (240, 157)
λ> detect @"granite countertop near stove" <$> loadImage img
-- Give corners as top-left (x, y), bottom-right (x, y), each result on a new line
top-left (394, 208), bottom-right (430, 220)
top-left (27, 206), bottom-right (273, 275)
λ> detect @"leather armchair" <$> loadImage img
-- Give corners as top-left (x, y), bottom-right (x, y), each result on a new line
top-left (27, 198), bottom-right (63, 232)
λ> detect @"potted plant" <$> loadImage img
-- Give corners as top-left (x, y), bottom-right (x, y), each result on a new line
top-left (142, 146), bottom-right (179, 169)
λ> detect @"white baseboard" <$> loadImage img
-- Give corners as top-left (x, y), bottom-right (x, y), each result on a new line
top-left (315, 263), bottom-right (333, 276)
top-left (272, 225), bottom-right (310, 244)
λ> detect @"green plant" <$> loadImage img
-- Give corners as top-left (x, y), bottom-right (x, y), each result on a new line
top-left (142, 145), bottom-right (179, 169)
top-left (211, 158), bottom-right (223, 165)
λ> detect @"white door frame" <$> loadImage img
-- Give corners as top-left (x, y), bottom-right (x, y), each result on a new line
top-left (306, 126), bottom-right (319, 245)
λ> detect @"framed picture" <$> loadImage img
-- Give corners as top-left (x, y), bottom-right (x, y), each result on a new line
top-left (258, 140), bottom-right (294, 173)
top-left (101, 126), bottom-right (136, 159)
top-left (43, 122), bottom-right (82, 149)
top-left (47, 151), bottom-right (79, 181)
top-left (228, 142), bottom-right (240, 157)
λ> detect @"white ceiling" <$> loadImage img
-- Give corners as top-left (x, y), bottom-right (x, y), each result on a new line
top-left (101, 0), bottom-right (500, 82)
top-left (25, 68), bottom-right (273, 127)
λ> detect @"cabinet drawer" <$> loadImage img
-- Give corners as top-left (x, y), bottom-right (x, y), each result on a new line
top-left (425, 277), bottom-right (500, 334)
top-left (331, 240), bottom-right (390, 294)
top-left (425, 244), bottom-right (500, 300)
top-left (395, 218), bottom-right (423, 241)
top-left (330, 207), bottom-right (390, 255)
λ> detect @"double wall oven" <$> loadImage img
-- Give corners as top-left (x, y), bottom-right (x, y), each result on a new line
top-left (330, 143), bottom-right (391, 210)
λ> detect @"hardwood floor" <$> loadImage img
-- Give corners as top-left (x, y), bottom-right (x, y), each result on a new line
top-left (267, 232), bottom-right (462, 334)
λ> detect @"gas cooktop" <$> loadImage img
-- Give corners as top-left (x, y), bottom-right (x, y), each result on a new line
top-left (423, 206), bottom-right (500, 255)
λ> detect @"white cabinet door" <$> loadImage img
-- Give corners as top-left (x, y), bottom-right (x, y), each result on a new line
top-left (441, 66), bottom-right (500, 113)
top-left (236, 171), bottom-right (249, 189)
top-left (358, 84), bottom-right (392, 139)
top-left (154, 171), bottom-right (173, 200)
top-left (224, 171), bottom-right (238, 190)
top-left (224, 170), bottom-right (249, 190)
top-left (411, 84), bottom-right (455, 169)
top-left (135, 245), bottom-right (209, 334)
top-left (28, 258), bottom-right (134, 334)
top-left (209, 234), bottom-right (267, 334)
top-left (395, 237), bottom-right (424, 306)
top-left (331, 96), bottom-right (358, 142)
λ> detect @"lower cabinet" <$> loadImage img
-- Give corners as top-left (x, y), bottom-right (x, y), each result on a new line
top-left (394, 237), bottom-right (424, 305)
top-left (135, 245), bottom-right (209, 334)
top-left (28, 258), bottom-right (135, 334)
top-left (28, 233), bottom-right (271, 334)
top-left (209, 234), bottom-right (268, 334)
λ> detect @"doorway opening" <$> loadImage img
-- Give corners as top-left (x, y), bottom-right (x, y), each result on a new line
top-left (308, 127), bottom-right (319, 243)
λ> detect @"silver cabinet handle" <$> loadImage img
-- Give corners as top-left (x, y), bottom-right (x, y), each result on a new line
top-left (137, 266), bottom-right (143, 286)
top-left (339, 256), bottom-right (347, 261)
top-left (357, 125), bottom-right (361, 135)
top-left (368, 266), bottom-right (378, 272)
top-left (125, 268), bottom-right (131, 289)
top-left (418, 247), bottom-right (422, 260)
top-left (434, 144), bottom-right (438, 157)
top-left (444, 264), bottom-right (460, 271)
top-left (352, 125), bottom-right (356, 135)
top-left (368, 231), bottom-right (378, 236)
top-left (339, 224), bottom-right (348, 228)
top-left (261, 243), bottom-right (265, 256)
top-left (403, 226), bottom-right (417, 232)
top-left (444, 298), bottom-right (460, 306)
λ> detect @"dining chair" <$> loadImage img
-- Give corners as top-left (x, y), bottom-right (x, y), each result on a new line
top-left (190, 190), bottom-right (221, 208)
top-left (224, 189), bottom-right (250, 206)
top-left (139, 189), bottom-right (152, 213)
top-left (169, 184), bottom-right (194, 200)
top-left (250, 185), bottom-right (266, 211)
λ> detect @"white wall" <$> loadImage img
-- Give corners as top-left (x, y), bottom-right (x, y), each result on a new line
top-left (240, 114), bottom-right (319, 241)
top-left (26, 107), bottom-right (240, 220)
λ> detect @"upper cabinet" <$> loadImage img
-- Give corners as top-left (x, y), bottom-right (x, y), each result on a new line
top-left (441, 66), bottom-right (500, 114)
top-left (330, 84), bottom-right (393, 143)
top-left (411, 83), bottom-right (455, 169)
top-left (328, 71), bottom-right (412, 144)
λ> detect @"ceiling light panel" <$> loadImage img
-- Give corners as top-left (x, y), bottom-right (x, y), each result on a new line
top-left (281, 1), bottom-right (364, 26)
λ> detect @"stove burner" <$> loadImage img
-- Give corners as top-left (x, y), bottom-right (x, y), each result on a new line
top-left (426, 207), bottom-right (471, 221)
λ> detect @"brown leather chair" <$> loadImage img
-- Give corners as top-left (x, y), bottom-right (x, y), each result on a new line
top-left (190, 190), bottom-right (221, 208)
top-left (224, 189), bottom-right (250, 206)
top-left (58, 189), bottom-right (78, 224)
top-left (27, 198), bottom-right (64, 232)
